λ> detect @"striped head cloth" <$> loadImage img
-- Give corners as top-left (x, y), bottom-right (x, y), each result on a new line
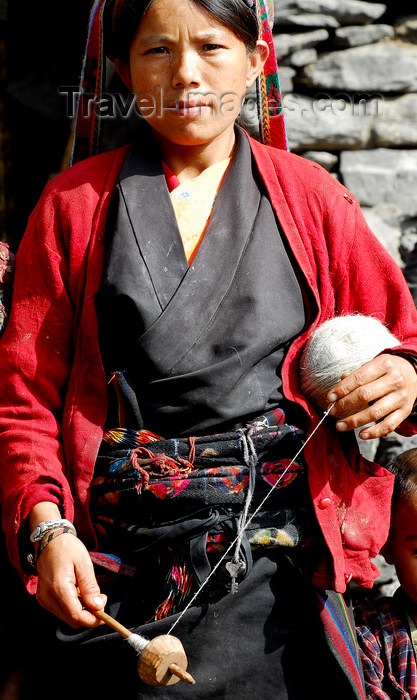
top-left (71, 0), bottom-right (288, 164)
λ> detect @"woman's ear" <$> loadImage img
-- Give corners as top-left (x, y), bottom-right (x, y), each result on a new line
top-left (245, 40), bottom-right (269, 89)
top-left (115, 58), bottom-right (133, 92)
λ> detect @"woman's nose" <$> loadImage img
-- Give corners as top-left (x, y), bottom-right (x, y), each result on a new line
top-left (171, 51), bottom-right (200, 89)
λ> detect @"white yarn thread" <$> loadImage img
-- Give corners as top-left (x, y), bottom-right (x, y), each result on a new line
top-left (127, 633), bottom-right (149, 653)
top-left (300, 314), bottom-right (399, 410)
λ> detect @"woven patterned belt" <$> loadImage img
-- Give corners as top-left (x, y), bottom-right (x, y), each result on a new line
top-left (89, 414), bottom-right (317, 619)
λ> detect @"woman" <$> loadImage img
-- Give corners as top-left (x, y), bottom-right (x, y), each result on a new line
top-left (1, 0), bottom-right (417, 698)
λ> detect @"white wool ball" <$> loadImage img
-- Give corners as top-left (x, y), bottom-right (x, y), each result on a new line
top-left (300, 314), bottom-right (400, 410)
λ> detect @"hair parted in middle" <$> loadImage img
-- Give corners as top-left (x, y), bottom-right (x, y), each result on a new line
top-left (104, 0), bottom-right (260, 63)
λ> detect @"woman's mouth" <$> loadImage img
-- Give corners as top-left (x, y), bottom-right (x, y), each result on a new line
top-left (165, 99), bottom-right (213, 117)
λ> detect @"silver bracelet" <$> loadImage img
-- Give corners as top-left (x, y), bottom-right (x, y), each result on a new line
top-left (30, 518), bottom-right (77, 543)
top-left (27, 526), bottom-right (77, 570)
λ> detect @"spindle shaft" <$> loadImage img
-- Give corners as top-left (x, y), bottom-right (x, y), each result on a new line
top-left (94, 608), bottom-right (132, 639)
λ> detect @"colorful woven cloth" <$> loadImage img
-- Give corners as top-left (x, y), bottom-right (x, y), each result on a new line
top-left (71, 0), bottom-right (288, 164)
top-left (316, 589), bottom-right (366, 700)
top-left (89, 411), bottom-right (318, 620)
top-left (91, 411), bottom-right (309, 544)
top-left (252, 0), bottom-right (288, 149)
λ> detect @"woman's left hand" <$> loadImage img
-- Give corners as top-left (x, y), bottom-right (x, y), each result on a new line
top-left (326, 354), bottom-right (417, 440)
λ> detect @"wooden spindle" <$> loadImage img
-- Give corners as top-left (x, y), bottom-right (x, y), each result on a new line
top-left (92, 608), bottom-right (195, 686)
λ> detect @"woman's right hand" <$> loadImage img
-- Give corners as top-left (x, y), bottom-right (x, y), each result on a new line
top-left (35, 531), bottom-right (107, 628)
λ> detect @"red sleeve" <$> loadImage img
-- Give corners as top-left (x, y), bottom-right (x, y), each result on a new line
top-left (331, 197), bottom-right (417, 435)
top-left (0, 146), bottom-right (127, 591)
top-left (0, 188), bottom-right (76, 585)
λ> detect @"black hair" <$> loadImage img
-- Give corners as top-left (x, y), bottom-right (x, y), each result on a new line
top-left (386, 448), bottom-right (417, 506)
top-left (104, 0), bottom-right (259, 63)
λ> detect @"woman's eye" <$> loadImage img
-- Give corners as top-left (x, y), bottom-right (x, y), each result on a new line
top-left (202, 44), bottom-right (223, 52)
top-left (146, 46), bottom-right (169, 55)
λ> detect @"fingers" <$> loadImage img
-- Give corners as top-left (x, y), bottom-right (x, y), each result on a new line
top-left (329, 363), bottom-right (405, 420)
top-left (335, 403), bottom-right (404, 440)
top-left (327, 355), bottom-right (392, 406)
top-left (35, 534), bottom-right (106, 629)
top-left (326, 354), bottom-right (417, 438)
top-left (76, 564), bottom-right (107, 613)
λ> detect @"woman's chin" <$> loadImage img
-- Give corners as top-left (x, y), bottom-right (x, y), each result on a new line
top-left (149, 119), bottom-right (236, 150)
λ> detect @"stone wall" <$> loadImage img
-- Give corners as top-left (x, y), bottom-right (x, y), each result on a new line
top-left (272, 0), bottom-right (417, 268)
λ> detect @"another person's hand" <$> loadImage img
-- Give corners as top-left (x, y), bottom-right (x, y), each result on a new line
top-left (326, 353), bottom-right (417, 440)
top-left (35, 531), bottom-right (107, 628)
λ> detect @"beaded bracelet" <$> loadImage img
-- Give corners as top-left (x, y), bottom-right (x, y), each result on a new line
top-left (27, 526), bottom-right (77, 570)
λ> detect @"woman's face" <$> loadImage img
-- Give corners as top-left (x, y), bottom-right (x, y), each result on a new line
top-left (384, 493), bottom-right (417, 611)
top-left (116, 0), bottom-right (267, 152)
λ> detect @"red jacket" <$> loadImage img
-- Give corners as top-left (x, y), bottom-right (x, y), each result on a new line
top-left (1, 136), bottom-right (417, 594)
